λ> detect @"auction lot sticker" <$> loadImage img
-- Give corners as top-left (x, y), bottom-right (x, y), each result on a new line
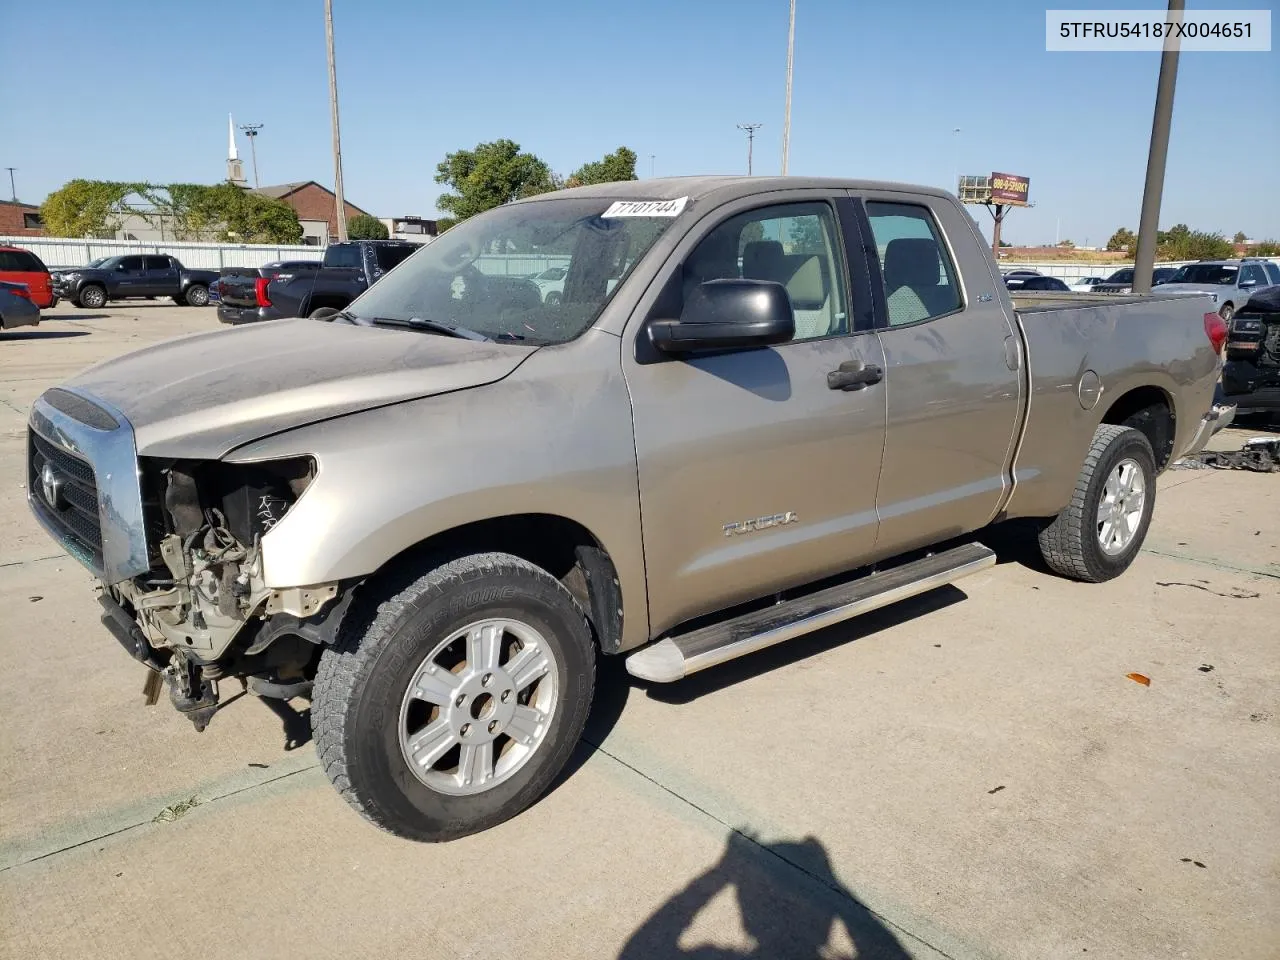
top-left (601, 197), bottom-right (689, 218)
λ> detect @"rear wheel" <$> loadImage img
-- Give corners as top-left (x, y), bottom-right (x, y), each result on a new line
top-left (1038, 425), bottom-right (1156, 582)
top-left (312, 553), bottom-right (596, 841)
top-left (78, 285), bottom-right (106, 309)
top-left (184, 284), bottom-right (209, 307)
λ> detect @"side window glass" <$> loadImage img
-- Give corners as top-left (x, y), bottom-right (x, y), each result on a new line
top-left (865, 202), bottom-right (962, 326)
top-left (1242, 265), bottom-right (1265, 286)
top-left (683, 202), bottom-right (849, 341)
top-left (119, 256), bottom-right (144, 271)
top-left (144, 256), bottom-right (170, 272)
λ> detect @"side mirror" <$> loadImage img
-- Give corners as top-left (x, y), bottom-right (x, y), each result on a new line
top-left (1240, 279), bottom-right (1257, 288)
top-left (116, 263), bottom-right (129, 272)
top-left (648, 279), bottom-right (795, 354)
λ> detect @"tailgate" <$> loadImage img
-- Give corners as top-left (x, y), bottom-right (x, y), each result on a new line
top-left (217, 268), bottom-right (263, 307)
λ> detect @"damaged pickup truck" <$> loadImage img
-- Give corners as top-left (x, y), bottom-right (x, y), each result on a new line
top-left (27, 177), bottom-right (1227, 841)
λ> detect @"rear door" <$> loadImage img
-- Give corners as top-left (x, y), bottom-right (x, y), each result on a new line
top-left (111, 256), bottom-right (146, 297)
top-left (624, 191), bottom-right (888, 635)
top-left (853, 191), bottom-right (1023, 556)
top-left (143, 256), bottom-right (179, 296)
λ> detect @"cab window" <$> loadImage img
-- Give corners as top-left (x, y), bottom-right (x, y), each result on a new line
top-left (865, 202), bottom-right (962, 326)
top-left (679, 202), bottom-right (849, 341)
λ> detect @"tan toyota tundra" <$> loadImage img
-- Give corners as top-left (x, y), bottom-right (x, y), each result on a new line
top-left (27, 177), bottom-right (1229, 841)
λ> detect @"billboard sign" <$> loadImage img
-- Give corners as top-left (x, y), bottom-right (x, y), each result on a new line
top-left (989, 172), bottom-right (1030, 206)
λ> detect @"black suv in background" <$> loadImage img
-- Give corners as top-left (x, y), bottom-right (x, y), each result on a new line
top-left (217, 240), bottom-right (421, 324)
top-left (51, 255), bottom-right (220, 308)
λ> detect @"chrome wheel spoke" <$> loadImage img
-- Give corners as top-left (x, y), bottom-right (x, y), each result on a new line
top-left (457, 742), bottom-right (494, 788)
top-left (506, 704), bottom-right (548, 746)
top-left (506, 644), bottom-right (550, 691)
top-left (407, 719), bottom-right (457, 770)
top-left (467, 622), bottom-right (504, 672)
top-left (410, 666), bottom-right (462, 706)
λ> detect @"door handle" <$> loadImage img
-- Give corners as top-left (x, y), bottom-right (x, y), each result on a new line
top-left (827, 361), bottom-right (883, 391)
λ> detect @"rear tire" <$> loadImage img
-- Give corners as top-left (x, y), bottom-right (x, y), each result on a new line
top-left (1037, 425), bottom-right (1156, 583)
top-left (78, 285), bottom-right (106, 309)
top-left (184, 284), bottom-right (209, 307)
top-left (312, 552), bottom-right (596, 842)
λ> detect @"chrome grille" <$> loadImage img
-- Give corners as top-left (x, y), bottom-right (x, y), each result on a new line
top-left (28, 430), bottom-right (103, 569)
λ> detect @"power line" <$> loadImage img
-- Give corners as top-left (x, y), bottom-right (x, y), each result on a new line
top-left (239, 123), bottom-right (264, 188)
top-left (737, 123), bottom-right (763, 176)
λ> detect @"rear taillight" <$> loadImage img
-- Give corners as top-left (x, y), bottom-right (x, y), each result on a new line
top-left (1204, 312), bottom-right (1228, 354)
top-left (255, 276), bottom-right (272, 308)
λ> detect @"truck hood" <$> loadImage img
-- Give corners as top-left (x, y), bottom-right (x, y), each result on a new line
top-left (64, 318), bottom-right (537, 458)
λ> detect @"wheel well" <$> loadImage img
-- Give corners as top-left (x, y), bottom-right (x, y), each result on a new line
top-left (306, 295), bottom-right (351, 314)
top-left (1102, 386), bottom-right (1175, 469)
top-left (376, 514), bottom-right (624, 653)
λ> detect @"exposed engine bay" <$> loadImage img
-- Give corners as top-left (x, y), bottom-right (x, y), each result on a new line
top-left (1223, 287), bottom-right (1280, 413)
top-left (104, 456), bottom-right (345, 733)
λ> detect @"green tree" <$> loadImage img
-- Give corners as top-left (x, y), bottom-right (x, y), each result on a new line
top-left (348, 213), bottom-right (389, 240)
top-left (1106, 227), bottom-right (1136, 253)
top-left (786, 217), bottom-right (824, 253)
top-left (41, 179), bottom-right (139, 237)
top-left (567, 146), bottom-right (638, 188)
top-left (434, 139), bottom-right (554, 225)
top-left (1155, 224), bottom-right (1231, 261)
top-left (1251, 240), bottom-right (1280, 256)
top-left (1233, 231), bottom-right (1247, 244)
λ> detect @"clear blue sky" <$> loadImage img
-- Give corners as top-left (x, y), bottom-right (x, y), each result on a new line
top-left (4, 0), bottom-right (1277, 246)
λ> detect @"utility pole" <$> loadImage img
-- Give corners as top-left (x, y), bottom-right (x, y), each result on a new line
top-left (781, 0), bottom-right (796, 174)
top-left (1133, 0), bottom-right (1184, 294)
top-left (737, 123), bottom-right (763, 175)
top-left (649, 154), bottom-right (655, 178)
top-left (3, 167), bottom-right (15, 201)
top-left (324, 0), bottom-right (348, 241)
top-left (239, 124), bottom-right (263, 187)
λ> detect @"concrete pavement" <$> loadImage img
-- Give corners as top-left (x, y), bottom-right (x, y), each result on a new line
top-left (2, 304), bottom-right (1277, 959)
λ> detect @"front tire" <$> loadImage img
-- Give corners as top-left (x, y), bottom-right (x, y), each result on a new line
top-left (312, 553), bottom-right (596, 841)
top-left (1219, 303), bottom-right (1234, 323)
top-left (78, 285), bottom-right (106, 309)
top-left (1038, 424), bottom-right (1156, 582)
top-left (184, 284), bottom-right (210, 307)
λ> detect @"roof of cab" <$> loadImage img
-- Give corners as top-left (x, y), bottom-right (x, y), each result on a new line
top-left (514, 175), bottom-right (956, 205)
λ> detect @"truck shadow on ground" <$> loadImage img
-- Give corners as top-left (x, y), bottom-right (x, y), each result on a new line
top-left (0, 329), bottom-right (92, 340)
top-left (618, 830), bottom-right (911, 959)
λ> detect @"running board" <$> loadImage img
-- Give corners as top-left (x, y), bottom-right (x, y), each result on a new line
top-left (625, 542), bottom-right (996, 683)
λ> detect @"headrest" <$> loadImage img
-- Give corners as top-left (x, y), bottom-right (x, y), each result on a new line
top-left (742, 241), bottom-right (785, 280)
top-left (787, 256), bottom-right (826, 309)
top-left (884, 238), bottom-right (941, 291)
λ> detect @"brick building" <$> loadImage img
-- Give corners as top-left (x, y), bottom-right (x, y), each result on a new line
top-left (0, 199), bottom-right (45, 236)
top-left (251, 181), bottom-right (373, 246)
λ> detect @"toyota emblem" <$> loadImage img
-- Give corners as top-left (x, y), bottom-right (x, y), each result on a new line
top-left (40, 463), bottom-right (65, 510)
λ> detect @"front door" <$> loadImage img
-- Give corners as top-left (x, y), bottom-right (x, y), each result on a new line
top-left (854, 192), bottom-right (1023, 556)
top-left (112, 256), bottom-right (146, 297)
top-left (625, 196), bottom-right (887, 635)
top-left (143, 255), bottom-right (178, 296)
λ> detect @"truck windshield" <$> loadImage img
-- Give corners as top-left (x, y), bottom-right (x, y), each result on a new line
top-left (1167, 264), bottom-right (1238, 285)
top-left (344, 198), bottom-right (677, 344)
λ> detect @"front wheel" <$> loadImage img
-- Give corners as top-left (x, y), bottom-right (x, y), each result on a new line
top-left (77, 285), bottom-right (106, 309)
top-left (1037, 424), bottom-right (1156, 582)
top-left (1219, 303), bottom-right (1234, 324)
top-left (312, 553), bottom-right (596, 841)
top-left (184, 284), bottom-right (210, 307)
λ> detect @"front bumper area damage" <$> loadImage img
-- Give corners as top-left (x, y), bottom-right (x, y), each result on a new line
top-left (27, 386), bottom-right (350, 732)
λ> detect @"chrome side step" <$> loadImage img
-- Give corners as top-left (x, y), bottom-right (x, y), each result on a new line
top-left (625, 542), bottom-right (996, 683)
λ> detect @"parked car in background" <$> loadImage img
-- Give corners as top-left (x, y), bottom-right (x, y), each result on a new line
top-left (26, 175), bottom-right (1227, 841)
top-left (1068, 276), bottom-right (1105, 292)
top-left (217, 242), bottom-right (416, 324)
top-left (530, 265), bottom-right (568, 304)
top-left (51, 255), bottom-right (220, 309)
top-left (1092, 266), bottom-right (1178, 295)
top-left (1001, 269), bottom-right (1041, 280)
top-left (0, 246), bottom-right (54, 308)
top-left (0, 280), bottom-right (40, 330)
top-left (1157, 259), bottom-right (1275, 323)
top-left (1006, 275), bottom-right (1070, 292)
top-left (1222, 284), bottom-right (1280, 418)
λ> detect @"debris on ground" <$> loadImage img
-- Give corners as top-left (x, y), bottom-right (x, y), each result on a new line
top-left (1156, 581), bottom-right (1261, 599)
top-left (1126, 673), bottom-right (1152, 686)
top-left (1172, 437), bottom-right (1280, 472)
top-left (153, 796), bottom-right (201, 823)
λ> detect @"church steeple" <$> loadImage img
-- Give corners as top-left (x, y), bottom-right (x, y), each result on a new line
top-left (226, 113), bottom-right (246, 186)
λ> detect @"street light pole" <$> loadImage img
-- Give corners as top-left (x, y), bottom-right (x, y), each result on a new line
top-left (1133, 0), bottom-right (1184, 294)
top-left (4, 167), bottom-right (15, 201)
top-left (239, 124), bottom-right (263, 187)
top-left (781, 0), bottom-right (796, 174)
top-left (324, 0), bottom-right (349, 242)
top-left (737, 123), bottom-right (763, 175)
top-left (649, 154), bottom-right (655, 178)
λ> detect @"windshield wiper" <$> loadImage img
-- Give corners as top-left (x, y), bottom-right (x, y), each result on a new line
top-left (362, 316), bottom-right (492, 341)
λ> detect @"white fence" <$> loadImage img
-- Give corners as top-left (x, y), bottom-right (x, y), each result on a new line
top-left (0, 236), bottom-right (324, 270)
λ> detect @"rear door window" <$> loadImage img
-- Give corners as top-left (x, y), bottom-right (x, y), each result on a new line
top-left (324, 244), bottom-right (362, 268)
top-left (864, 202), bottom-right (963, 326)
top-left (374, 245), bottom-right (417, 273)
